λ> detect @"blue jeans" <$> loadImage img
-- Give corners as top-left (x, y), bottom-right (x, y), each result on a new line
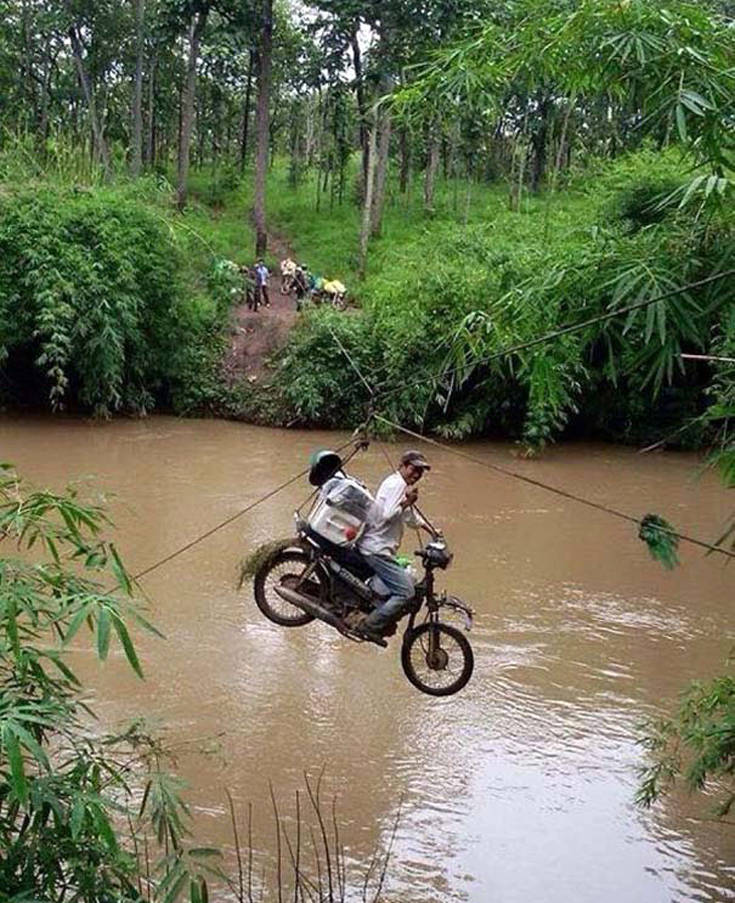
top-left (362, 553), bottom-right (415, 630)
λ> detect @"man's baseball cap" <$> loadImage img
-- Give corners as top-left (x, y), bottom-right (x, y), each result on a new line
top-left (401, 449), bottom-right (431, 470)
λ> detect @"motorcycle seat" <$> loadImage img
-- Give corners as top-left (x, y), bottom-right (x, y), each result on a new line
top-left (303, 526), bottom-right (374, 581)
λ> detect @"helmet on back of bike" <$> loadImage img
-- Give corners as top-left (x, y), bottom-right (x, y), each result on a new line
top-left (308, 449), bottom-right (343, 486)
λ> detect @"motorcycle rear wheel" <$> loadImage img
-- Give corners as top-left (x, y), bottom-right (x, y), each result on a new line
top-left (401, 622), bottom-right (474, 696)
top-left (253, 550), bottom-right (320, 627)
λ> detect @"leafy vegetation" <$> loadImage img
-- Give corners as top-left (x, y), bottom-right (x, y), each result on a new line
top-left (261, 148), bottom-right (734, 453)
top-left (638, 676), bottom-right (735, 817)
top-left (0, 463), bottom-right (219, 900)
top-left (0, 183), bottom-right (167, 414)
top-left (636, 336), bottom-right (735, 813)
top-left (0, 171), bottom-right (257, 417)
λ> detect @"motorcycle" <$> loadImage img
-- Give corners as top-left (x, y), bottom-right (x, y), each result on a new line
top-left (252, 515), bottom-right (475, 697)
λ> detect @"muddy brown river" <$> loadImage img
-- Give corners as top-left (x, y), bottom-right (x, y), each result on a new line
top-left (3, 415), bottom-right (733, 901)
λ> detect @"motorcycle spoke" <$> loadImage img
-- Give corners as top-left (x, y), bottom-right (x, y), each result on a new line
top-left (407, 628), bottom-right (466, 691)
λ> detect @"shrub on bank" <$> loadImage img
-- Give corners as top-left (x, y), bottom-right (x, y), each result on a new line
top-left (0, 185), bottom-right (213, 416)
top-left (269, 151), bottom-right (734, 448)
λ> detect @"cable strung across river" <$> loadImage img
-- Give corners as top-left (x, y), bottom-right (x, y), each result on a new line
top-left (325, 269), bottom-right (735, 564)
top-left (131, 437), bottom-right (358, 583)
top-left (374, 414), bottom-right (735, 561)
top-left (134, 270), bottom-right (735, 584)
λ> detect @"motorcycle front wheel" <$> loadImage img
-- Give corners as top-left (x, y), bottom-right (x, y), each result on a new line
top-left (253, 550), bottom-right (319, 627)
top-left (401, 622), bottom-right (474, 696)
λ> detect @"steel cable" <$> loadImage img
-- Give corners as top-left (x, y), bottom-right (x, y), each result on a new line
top-left (131, 436), bottom-right (358, 583)
top-left (374, 414), bottom-right (735, 561)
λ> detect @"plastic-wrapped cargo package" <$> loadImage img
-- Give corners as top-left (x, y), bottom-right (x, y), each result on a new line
top-left (308, 476), bottom-right (374, 546)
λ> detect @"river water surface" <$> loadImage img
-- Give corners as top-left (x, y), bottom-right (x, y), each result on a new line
top-left (3, 415), bottom-right (733, 902)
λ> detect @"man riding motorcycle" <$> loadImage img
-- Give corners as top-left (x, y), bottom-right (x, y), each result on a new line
top-left (355, 450), bottom-right (435, 641)
top-left (252, 445), bottom-right (475, 695)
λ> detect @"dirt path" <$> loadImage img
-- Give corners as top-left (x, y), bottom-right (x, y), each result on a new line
top-left (221, 234), bottom-right (298, 385)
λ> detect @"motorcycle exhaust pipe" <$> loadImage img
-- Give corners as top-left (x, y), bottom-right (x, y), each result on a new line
top-left (274, 585), bottom-right (345, 632)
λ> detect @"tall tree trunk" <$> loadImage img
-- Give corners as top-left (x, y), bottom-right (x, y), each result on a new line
top-left (530, 93), bottom-right (550, 193)
top-left (20, 0), bottom-right (35, 125)
top-left (196, 94), bottom-right (205, 167)
top-left (68, 22), bottom-right (111, 177)
top-left (358, 123), bottom-right (377, 280)
top-left (288, 98), bottom-right (301, 187)
top-left (351, 31), bottom-right (369, 188)
top-left (399, 126), bottom-right (410, 194)
top-left (130, 0), bottom-right (145, 177)
top-left (314, 88), bottom-right (322, 211)
top-left (38, 52), bottom-right (53, 151)
top-left (424, 131), bottom-right (439, 215)
top-left (177, 10), bottom-right (207, 211)
top-left (239, 49), bottom-right (254, 172)
top-left (370, 100), bottom-right (391, 237)
top-left (370, 74), bottom-right (393, 235)
top-left (253, 0), bottom-right (273, 257)
top-left (212, 92), bottom-right (220, 171)
top-left (320, 91), bottom-right (330, 201)
top-left (146, 51), bottom-right (157, 166)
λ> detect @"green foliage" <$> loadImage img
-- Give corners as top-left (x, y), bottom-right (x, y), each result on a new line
top-left (607, 178), bottom-right (682, 232)
top-left (0, 464), bottom-right (218, 902)
top-left (208, 256), bottom-right (244, 314)
top-left (0, 185), bottom-right (183, 415)
top-left (275, 308), bottom-right (378, 426)
top-left (638, 513), bottom-right (680, 569)
top-left (0, 179), bottom-right (250, 417)
top-left (397, 0), bottom-right (735, 176)
top-left (638, 675), bottom-right (735, 815)
top-left (266, 150), bottom-right (734, 450)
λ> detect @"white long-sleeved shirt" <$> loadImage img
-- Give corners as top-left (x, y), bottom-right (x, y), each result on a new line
top-left (358, 471), bottom-right (421, 558)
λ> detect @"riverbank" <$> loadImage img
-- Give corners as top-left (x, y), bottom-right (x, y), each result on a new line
top-left (227, 150), bottom-right (729, 453)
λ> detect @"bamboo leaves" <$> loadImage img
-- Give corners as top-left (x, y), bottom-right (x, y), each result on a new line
top-left (0, 465), bottom-right (220, 900)
top-left (0, 187), bottom-right (183, 416)
top-left (2, 723), bottom-right (29, 804)
top-left (393, 0), bottom-right (735, 177)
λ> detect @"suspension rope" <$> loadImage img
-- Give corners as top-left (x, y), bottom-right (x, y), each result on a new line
top-left (131, 436), bottom-right (358, 583)
top-left (327, 324), bottom-right (375, 399)
top-left (328, 301), bottom-right (735, 560)
top-left (374, 414), bottom-right (735, 561)
top-left (132, 270), bottom-right (735, 585)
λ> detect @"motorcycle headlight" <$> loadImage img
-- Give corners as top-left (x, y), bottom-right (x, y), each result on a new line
top-left (426, 541), bottom-right (452, 569)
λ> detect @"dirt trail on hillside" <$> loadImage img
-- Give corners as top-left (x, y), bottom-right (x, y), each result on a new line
top-left (221, 234), bottom-right (298, 385)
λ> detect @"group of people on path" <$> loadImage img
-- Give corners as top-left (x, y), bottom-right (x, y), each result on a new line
top-left (280, 257), bottom-right (348, 311)
top-left (238, 257), bottom-right (348, 314)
